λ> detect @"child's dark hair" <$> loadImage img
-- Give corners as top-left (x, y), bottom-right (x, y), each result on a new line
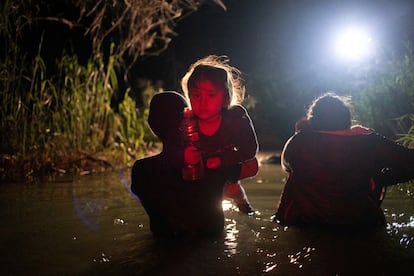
top-left (307, 92), bottom-right (352, 131)
top-left (181, 55), bottom-right (245, 107)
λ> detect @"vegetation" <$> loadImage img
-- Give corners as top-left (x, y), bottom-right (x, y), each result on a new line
top-left (0, 0), bottom-right (225, 181)
top-left (0, 36), bottom-right (147, 179)
top-left (1, 0), bottom-right (413, 182)
top-left (352, 46), bottom-right (414, 139)
top-left (350, 48), bottom-right (414, 189)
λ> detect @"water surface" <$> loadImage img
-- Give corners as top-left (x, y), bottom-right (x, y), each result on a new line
top-left (1, 161), bottom-right (414, 275)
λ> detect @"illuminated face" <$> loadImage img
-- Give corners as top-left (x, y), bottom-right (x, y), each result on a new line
top-left (189, 79), bottom-right (228, 122)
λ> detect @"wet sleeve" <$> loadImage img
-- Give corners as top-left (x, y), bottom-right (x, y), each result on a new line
top-left (222, 164), bottom-right (242, 183)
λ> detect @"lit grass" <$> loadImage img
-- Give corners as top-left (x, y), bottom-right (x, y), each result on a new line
top-left (0, 2), bottom-right (149, 180)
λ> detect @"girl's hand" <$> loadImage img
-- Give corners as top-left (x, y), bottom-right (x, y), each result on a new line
top-left (206, 157), bottom-right (222, 169)
top-left (184, 146), bottom-right (202, 165)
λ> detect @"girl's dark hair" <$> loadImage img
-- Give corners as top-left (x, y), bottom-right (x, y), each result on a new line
top-left (188, 65), bottom-right (231, 103)
top-left (181, 55), bottom-right (245, 107)
top-left (307, 92), bottom-right (352, 130)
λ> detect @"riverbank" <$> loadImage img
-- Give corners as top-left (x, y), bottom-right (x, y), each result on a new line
top-left (0, 145), bottom-right (282, 183)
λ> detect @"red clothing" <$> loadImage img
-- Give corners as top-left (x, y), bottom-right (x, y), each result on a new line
top-left (199, 105), bottom-right (258, 213)
top-left (276, 126), bottom-right (414, 226)
top-left (199, 105), bottom-right (258, 166)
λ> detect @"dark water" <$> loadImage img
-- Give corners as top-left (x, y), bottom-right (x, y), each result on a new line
top-left (1, 161), bottom-right (414, 275)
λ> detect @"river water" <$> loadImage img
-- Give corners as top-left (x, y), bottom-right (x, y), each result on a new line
top-left (1, 157), bottom-right (414, 275)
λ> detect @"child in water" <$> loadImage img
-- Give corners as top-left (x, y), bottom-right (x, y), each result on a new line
top-left (181, 55), bottom-right (259, 215)
top-left (131, 91), bottom-right (259, 237)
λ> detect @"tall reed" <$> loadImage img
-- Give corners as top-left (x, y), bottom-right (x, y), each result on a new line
top-left (1, 1), bottom-right (147, 179)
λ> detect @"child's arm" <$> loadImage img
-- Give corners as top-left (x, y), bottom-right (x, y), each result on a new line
top-left (223, 157), bottom-right (259, 184)
top-left (239, 157), bottom-right (259, 179)
top-left (207, 105), bottom-right (258, 168)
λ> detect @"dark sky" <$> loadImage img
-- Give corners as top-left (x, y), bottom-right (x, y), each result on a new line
top-left (133, 0), bottom-right (414, 90)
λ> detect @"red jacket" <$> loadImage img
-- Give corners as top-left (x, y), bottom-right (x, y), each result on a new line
top-left (276, 126), bottom-right (414, 226)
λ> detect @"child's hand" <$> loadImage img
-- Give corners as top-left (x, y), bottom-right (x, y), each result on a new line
top-left (184, 146), bottom-right (202, 165)
top-left (206, 157), bottom-right (222, 169)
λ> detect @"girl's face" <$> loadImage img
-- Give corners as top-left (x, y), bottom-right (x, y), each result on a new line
top-left (189, 79), bottom-right (228, 122)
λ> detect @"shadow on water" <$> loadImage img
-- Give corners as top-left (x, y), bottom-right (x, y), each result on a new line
top-left (1, 157), bottom-right (414, 275)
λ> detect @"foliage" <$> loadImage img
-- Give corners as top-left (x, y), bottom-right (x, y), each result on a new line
top-left (350, 47), bottom-right (414, 188)
top-left (2, 0), bottom-right (223, 180)
top-left (54, 42), bottom-right (147, 168)
top-left (0, 0), bottom-right (229, 180)
top-left (352, 47), bottom-right (414, 138)
top-left (23, 0), bottom-right (225, 71)
top-left (0, 34), bottom-right (146, 179)
top-left (397, 114), bottom-right (414, 148)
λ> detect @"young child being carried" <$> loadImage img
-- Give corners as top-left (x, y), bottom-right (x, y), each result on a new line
top-left (131, 91), bottom-right (258, 237)
top-left (181, 55), bottom-right (259, 215)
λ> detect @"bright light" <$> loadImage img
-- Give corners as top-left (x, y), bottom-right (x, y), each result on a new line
top-left (333, 26), bottom-right (373, 62)
top-left (222, 199), bottom-right (234, 211)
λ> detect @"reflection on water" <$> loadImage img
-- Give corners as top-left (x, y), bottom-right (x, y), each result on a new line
top-left (287, 246), bottom-right (315, 269)
top-left (1, 162), bottom-right (414, 275)
top-left (224, 218), bottom-right (239, 256)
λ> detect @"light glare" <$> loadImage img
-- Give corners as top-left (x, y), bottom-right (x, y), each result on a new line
top-left (333, 26), bottom-right (373, 61)
top-left (222, 199), bottom-right (233, 211)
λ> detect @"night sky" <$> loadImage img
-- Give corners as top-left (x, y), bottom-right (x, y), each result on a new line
top-left (133, 0), bottom-right (414, 89)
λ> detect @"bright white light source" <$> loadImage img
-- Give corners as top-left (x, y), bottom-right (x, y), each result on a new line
top-left (333, 26), bottom-right (373, 62)
top-left (222, 199), bottom-right (233, 211)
